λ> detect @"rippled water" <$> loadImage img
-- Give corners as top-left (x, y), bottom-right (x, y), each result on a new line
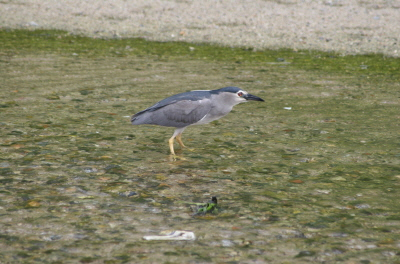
top-left (1, 30), bottom-right (399, 263)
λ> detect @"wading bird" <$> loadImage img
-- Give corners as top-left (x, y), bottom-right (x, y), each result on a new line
top-left (131, 86), bottom-right (264, 155)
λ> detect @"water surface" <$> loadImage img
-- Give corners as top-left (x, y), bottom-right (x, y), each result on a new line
top-left (1, 30), bottom-right (399, 263)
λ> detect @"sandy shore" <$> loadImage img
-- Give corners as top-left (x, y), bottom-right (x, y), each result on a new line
top-left (1, 0), bottom-right (399, 57)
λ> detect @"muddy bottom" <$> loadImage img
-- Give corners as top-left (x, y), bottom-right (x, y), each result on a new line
top-left (1, 30), bottom-right (400, 263)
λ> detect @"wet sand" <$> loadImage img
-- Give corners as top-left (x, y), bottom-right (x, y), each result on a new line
top-left (1, 0), bottom-right (399, 57)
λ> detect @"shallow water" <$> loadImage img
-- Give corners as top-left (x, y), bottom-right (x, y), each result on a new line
top-left (1, 30), bottom-right (400, 263)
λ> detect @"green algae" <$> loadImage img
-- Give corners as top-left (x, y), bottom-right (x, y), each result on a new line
top-left (1, 29), bottom-right (399, 80)
top-left (0, 29), bottom-right (399, 263)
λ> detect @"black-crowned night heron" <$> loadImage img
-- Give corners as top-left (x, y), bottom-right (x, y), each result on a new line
top-left (131, 86), bottom-right (264, 155)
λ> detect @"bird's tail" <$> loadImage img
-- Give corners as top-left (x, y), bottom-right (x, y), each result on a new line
top-left (131, 109), bottom-right (150, 125)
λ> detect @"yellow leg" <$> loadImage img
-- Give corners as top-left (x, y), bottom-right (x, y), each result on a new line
top-left (168, 136), bottom-right (176, 155)
top-left (176, 133), bottom-right (186, 148)
top-left (169, 128), bottom-right (187, 156)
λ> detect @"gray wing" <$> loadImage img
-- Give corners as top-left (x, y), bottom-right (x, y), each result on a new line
top-left (132, 98), bottom-right (212, 128)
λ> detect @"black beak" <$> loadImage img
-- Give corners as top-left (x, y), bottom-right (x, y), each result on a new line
top-left (244, 93), bottom-right (264, 102)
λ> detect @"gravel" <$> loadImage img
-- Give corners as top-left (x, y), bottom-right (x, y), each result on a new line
top-left (1, 0), bottom-right (399, 57)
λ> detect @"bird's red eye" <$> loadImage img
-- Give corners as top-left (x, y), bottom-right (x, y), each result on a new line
top-left (237, 92), bottom-right (243, 97)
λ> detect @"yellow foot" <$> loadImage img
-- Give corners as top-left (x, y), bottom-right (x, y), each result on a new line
top-left (176, 134), bottom-right (195, 152)
top-left (169, 154), bottom-right (187, 161)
